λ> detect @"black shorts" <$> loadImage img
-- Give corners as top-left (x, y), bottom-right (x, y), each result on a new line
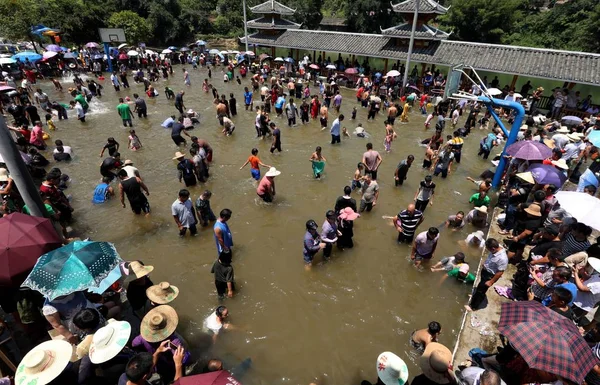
top-left (258, 193), bottom-right (273, 202)
top-left (320, 117), bottom-right (327, 127)
top-left (215, 280), bottom-right (235, 297)
top-left (397, 232), bottom-right (414, 244)
top-left (366, 169), bottom-right (378, 180)
top-left (172, 135), bottom-right (186, 145)
top-left (131, 199), bottom-right (150, 215)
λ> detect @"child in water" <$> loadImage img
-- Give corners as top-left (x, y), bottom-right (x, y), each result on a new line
top-left (128, 129), bottom-right (142, 151)
top-left (352, 163), bottom-right (365, 191)
top-left (309, 146), bottom-right (326, 179)
top-left (45, 113), bottom-right (56, 131)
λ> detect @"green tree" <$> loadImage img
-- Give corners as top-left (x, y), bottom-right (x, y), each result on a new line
top-left (0, 0), bottom-right (41, 42)
top-left (293, 0), bottom-right (323, 29)
top-left (147, 1), bottom-right (182, 44)
top-left (178, 0), bottom-right (216, 35)
top-left (213, 15), bottom-right (232, 35)
top-left (345, 0), bottom-right (398, 33)
top-left (108, 10), bottom-right (152, 44)
top-left (438, 0), bottom-right (525, 44)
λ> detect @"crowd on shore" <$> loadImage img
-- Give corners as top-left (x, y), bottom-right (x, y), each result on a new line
top-left (1, 42), bottom-right (600, 385)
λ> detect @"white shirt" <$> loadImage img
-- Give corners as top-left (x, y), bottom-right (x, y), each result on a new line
top-left (574, 275), bottom-right (600, 312)
top-left (122, 165), bottom-right (139, 178)
top-left (75, 103), bottom-right (84, 118)
top-left (53, 145), bottom-right (72, 155)
top-left (203, 312), bottom-right (222, 334)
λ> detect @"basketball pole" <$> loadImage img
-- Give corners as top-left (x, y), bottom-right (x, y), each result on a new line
top-left (401, 0), bottom-right (419, 96)
top-left (104, 42), bottom-right (113, 73)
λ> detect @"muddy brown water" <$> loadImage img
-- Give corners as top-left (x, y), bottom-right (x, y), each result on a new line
top-left (27, 68), bottom-right (496, 385)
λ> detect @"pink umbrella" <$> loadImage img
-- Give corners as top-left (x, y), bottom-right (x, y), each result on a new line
top-left (85, 42), bottom-right (99, 48)
top-left (118, 53), bottom-right (128, 60)
top-left (42, 51), bottom-right (58, 59)
top-left (309, 64), bottom-right (319, 70)
top-left (173, 370), bottom-right (241, 385)
top-left (345, 68), bottom-right (358, 74)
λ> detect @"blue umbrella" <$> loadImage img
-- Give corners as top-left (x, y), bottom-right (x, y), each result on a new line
top-left (22, 241), bottom-right (123, 300)
top-left (12, 51), bottom-right (42, 62)
top-left (208, 48), bottom-right (220, 54)
top-left (527, 164), bottom-right (567, 186)
top-left (375, 72), bottom-right (382, 77)
top-left (92, 54), bottom-right (103, 60)
top-left (88, 264), bottom-right (122, 294)
top-left (168, 46), bottom-right (177, 51)
top-left (63, 52), bottom-right (77, 59)
top-left (196, 40), bottom-right (206, 46)
top-left (588, 130), bottom-right (600, 147)
top-left (284, 57), bottom-right (294, 63)
top-left (561, 116), bottom-right (583, 126)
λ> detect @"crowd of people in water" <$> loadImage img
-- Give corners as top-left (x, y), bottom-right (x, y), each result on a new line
top-left (1, 44), bottom-right (600, 385)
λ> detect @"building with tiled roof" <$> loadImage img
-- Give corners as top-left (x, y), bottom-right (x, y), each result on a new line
top-left (249, 0), bottom-right (295, 16)
top-left (381, 23), bottom-right (450, 40)
top-left (247, 16), bottom-right (301, 30)
top-left (391, 0), bottom-right (449, 15)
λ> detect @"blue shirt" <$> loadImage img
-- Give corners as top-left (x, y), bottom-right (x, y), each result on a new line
top-left (303, 230), bottom-right (321, 258)
top-left (92, 183), bottom-right (109, 204)
top-left (161, 117), bottom-right (175, 128)
top-left (213, 220), bottom-right (233, 254)
top-left (244, 91), bottom-right (253, 105)
top-left (275, 96), bottom-right (285, 109)
top-left (484, 133), bottom-right (497, 149)
top-left (541, 282), bottom-right (578, 306)
top-left (330, 118), bottom-right (341, 136)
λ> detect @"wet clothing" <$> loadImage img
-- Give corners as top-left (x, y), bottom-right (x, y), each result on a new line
top-left (92, 183), bottom-right (110, 204)
top-left (214, 220), bottom-right (233, 255)
top-left (177, 159), bottom-right (197, 186)
top-left (303, 230), bottom-right (321, 263)
top-left (120, 177), bottom-right (149, 214)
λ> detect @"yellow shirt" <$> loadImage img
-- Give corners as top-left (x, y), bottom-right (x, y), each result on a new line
top-left (47, 120), bottom-right (56, 131)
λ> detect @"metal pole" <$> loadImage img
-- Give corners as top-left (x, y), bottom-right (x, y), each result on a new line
top-left (243, 0), bottom-right (249, 53)
top-left (104, 42), bottom-right (113, 73)
top-left (0, 117), bottom-right (46, 218)
top-left (475, 97), bottom-right (525, 188)
top-left (401, 0), bottom-right (419, 95)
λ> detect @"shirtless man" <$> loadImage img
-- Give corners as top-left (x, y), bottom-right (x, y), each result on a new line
top-left (320, 105), bottom-right (328, 129)
top-left (216, 101), bottom-right (227, 126)
top-left (309, 146), bottom-right (327, 179)
top-left (410, 321), bottom-right (441, 353)
top-left (387, 104), bottom-right (398, 126)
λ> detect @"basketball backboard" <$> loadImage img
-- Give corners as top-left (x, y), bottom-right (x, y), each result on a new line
top-left (443, 69), bottom-right (462, 100)
top-left (98, 28), bottom-right (126, 43)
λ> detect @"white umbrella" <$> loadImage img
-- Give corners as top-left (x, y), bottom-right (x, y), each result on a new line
top-left (161, 49), bottom-right (172, 54)
top-left (486, 88), bottom-right (503, 96)
top-left (274, 57), bottom-right (284, 62)
top-left (43, 51), bottom-right (58, 59)
top-left (555, 191), bottom-right (600, 230)
top-left (513, 92), bottom-right (523, 99)
top-left (220, 50), bottom-right (229, 55)
top-left (144, 49), bottom-right (157, 56)
top-left (118, 43), bottom-right (128, 49)
top-left (230, 50), bottom-right (240, 54)
top-left (386, 70), bottom-right (400, 77)
top-left (0, 58), bottom-right (16, 64)
top-left (326, 64), bottom-right (336, 69)
top-left (370, 95), bottom-right (381, 103)
top-left (127, 50), bottom-right (139, 57)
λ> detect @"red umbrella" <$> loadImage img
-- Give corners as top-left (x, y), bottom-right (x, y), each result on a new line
top-left (174, 370), bottom-right (241, 385)
top-left (0, 213), bottom-right (62, 287)
top-left (345, 68), bottom-right (358, 74)
top-left (499, 301), bottom-right (597, 384)
top-left (309, 64), bottom-right (320, 70)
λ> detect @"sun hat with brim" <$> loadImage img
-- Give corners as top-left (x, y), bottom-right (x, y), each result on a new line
top-left (556, 126), bottom-right (570, 133)
top-left (141, 305), bottom-right (178, 343)
top-left (551, 159), bottom-right (569, 170)
top-left (516, 171), bottom-right (535, 184)
top-left (0, 168), bottom-right (8, 182)
top-left (519, 124), bottom-right (528, 131)
top-left (123, 159), bottom-right (134, 166)
top-left (420, 342), bottom-right (453, 384)
top-left (15, 340), bottom-right (73, 385)
top-left (128, 261), bottom-right (154, 279)
top-left (473, 231), bottom-right (484, 242)
top-left (459, 264), bottom-right (470, 274)
top-left (339, 207), bottom-right (360, 221)
top-left (567, 133), bottom-right (581, 142)
top-left (543, 139), bottom-right (555, 149)
top-left (89, 320), bottom-right (132, 364)
top-left (265, 167), bottom-right (281, 177)
top-left (173, 151), bottom-right (185, 160)
top-left (524, 203), bottom-right (542, 217)
top-left (146, 281), bottom-right (179, 305)
top-left (376, 352), bottom-right (409, 385)
top-left (588, 258), bottom-right (600, 274)
top-left (475, 206), bottom-right (488, 214)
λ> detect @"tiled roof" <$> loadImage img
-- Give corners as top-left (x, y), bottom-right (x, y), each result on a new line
top-left (319, 17), bottom-right (347, 26)
top-left (381, 23), bottom-right (449, 40)
top-left (244, 29), bottom-right (600, 85)
top-left (250, 0), bottom-right (295, 15)
top-left (247, 17), bottom-right (301, 30)
top-left (435, 41), bottom-right (600, 85)
top-left (391, 0), bottom-right (449, 14)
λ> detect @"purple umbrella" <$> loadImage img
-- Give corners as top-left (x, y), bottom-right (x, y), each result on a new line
top-left (506, 140), bottom-right (553, 160)
top-left (45, 44), bottom-right (62, 52)
top-left (85, 42), bottom-right (99, 48)
top-left (527, 164), bottom-right (567, 186)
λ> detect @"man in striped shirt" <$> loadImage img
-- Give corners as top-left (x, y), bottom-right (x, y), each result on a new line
top-left (395, 203), bottom-right (424, 244)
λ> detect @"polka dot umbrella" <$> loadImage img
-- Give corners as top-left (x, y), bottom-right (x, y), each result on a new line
top-left (22, 241), bottom-right (123, 300)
